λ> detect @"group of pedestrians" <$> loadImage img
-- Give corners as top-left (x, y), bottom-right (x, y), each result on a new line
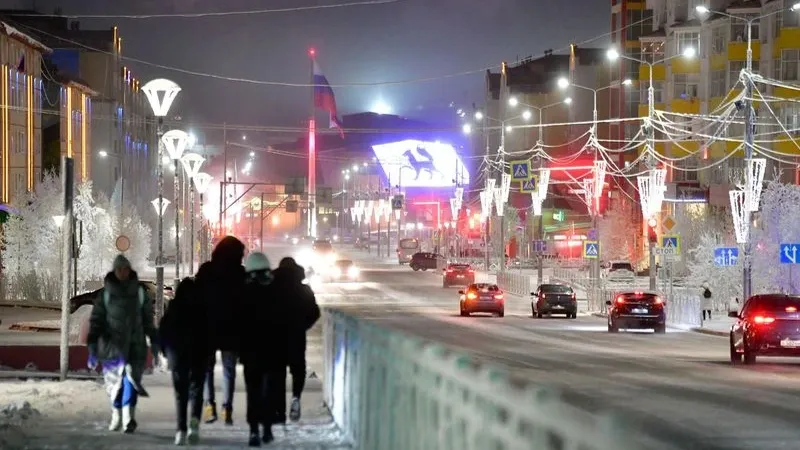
top-left (85, 236), bottom-right (321, 447)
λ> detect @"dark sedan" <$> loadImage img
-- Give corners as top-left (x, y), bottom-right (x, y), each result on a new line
top-left (532, 284), bottom-right (577, 318)
top-left (606, 290), bottom-right (666, 333)
top-left (459, 283), bottom-right (504, 317)
top-left (69, 281), bottom-right (173, 314)
top-left (442, 263), bottom-right (475, 287)
top-left (730, 294), bottom-right (800, 364)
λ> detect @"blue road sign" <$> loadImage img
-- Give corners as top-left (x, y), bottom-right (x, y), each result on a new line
top-left (587, 228), bottom-right (598, 240)
top-left (662, 236), bottom-right (679, 249)
top-left (520, 177), bottom-right (538, 193)
top-left (583, 241), bottom-right (599, 259)
top-left (534, 240), bottom-right (547, 252)
top-left (780, 243), bottom-right (800, 264)
top-left (714, 247), bottom-right (739, 266)
top-left (510, 160), bottom-right (531, 181)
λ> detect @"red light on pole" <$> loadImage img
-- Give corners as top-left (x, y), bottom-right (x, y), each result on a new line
top-left (308, 47), bottom-right (316, 57)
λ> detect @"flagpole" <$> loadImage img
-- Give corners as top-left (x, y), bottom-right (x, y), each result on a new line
top-left (308, 47), bottom-right (317, 238)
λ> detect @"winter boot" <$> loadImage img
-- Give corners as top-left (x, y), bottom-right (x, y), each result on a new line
top-left (108, 408), bottom-right (122, 431)
top-left (122, 405), bottom-right (137, 433)
top-left (187, 417), bottom-right (200, 445)
top-left (289, 397), bottom-right (301, 422)
top-left (261, 425), bottom-right (274, 444)
top-left (174, 431), bottom-right (187, 446)
top-left (248, 430), bottom-right (261, 447)
top-left (222, 406), bottom-right (233, 426)
top-left (203, 403), bottom-right (217, 424)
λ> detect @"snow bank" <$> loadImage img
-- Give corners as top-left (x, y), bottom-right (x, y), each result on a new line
top-left (0, 400), bottom-right (40, 449)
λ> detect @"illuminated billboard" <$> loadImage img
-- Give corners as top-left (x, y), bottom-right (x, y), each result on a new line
top-left (371, 140), bottom-right (470, 188)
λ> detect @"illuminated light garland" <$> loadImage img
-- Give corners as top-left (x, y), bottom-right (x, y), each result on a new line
top-left (479, 190), bottom-right (492, 221)
top-left (730, 190), bottom-right (749, 245)
top-left (449, 198), bottom-right (458, 220)
top-left (531, 193), bottom-right (544, 216)
top-left (536, 168), bottom-right (550, 201)
top-left (354, 200), bottom-right (364, 222)
top-left (493, 187), bottom-right (505, 217)
top-left (593, 160), bottom-right (606, 200)
top-left (500, 173), bottom-right (511, 205)
top-left (745, 158), bottom-right (766, 212)
top-left (583, 178), bottom-right (595, 214)
top-left (637, 168), bottom-right (666, 220)
top-left (364, 200), bottom-right (374, 223)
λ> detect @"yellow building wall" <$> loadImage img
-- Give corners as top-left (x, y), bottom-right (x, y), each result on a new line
top-left (639, 64), bottom-right (666, 81)
top-left (727, 42), bottom-right (759, 61)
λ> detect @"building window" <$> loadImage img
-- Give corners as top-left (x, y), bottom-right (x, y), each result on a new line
top-left (782, 49), bottom-right (800, 81)
top-left (641, 41), bottom-right (665, 63)
top-left (626, 9), bottom-right (654, 41)
top-left (673, 74), bottom-right (699, 99)
top-left (731, 15), bottom-right (759, 42)
top-left (676, 32), bottom-right (700, 56)
top-left (624, 122), bottom-right (639, 140)
top-left (673, 156), bottom-right (698, 182)
top-left (781, 104), bottom-right (800, 136)
top-left (640, 81), bottom-right (664, 103)
top-left (711, 26), bottom-right (727, 54)
top-left (711, 69), bottom-right (726, 97)
top-left (783, 7), bottom-right (800, 29)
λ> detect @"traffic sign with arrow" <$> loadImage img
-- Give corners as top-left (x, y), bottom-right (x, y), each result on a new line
top-left (714, 247), bottom-right (738, 266)
top-left (780, 243), bottom-right (800, 264)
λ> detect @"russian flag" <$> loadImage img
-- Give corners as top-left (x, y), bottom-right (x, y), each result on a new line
top-left (313, 60), bottom-right (344, 137)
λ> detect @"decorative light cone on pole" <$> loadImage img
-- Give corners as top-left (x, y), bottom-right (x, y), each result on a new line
top-left (637, 168), bottom-right (667, 290)
top-left (531, 168), bottom-right (551, 287)
top-left (161, 129), bottom-right (193, 286)
top-left (180, 153), bottom-right (205, 275)
top-left (142, 78), bottom-right (181, 321)
top-left (192, 172), bottom-right (213, 263)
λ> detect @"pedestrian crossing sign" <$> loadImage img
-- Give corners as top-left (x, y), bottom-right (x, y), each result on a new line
top-left (520, 176), bottom-right (538, 193)
top-left (510, 160), bottom-right (531, 181)
top-left (662, 235), bottom-right (681, 255)
top-left (583, 241), bottom-right (600, 259)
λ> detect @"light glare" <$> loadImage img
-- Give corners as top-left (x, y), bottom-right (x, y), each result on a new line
top-left (682, 47), bottom-right (696, 58)
top-left (474, 111), bottom-right (484, 120)
top-left (522, 110), bottom-right (532, 120)
top-left (508, 97), bottom-right (518, 107)
top-left (557, 77), bottom-right (569, 89)
top-left (564, 97), bottom-right (573, 105)
top-left (462, 123), bottom-right (472, 134)
top-left (695, 5), bottom-right (709, 13)
top-left (622, 79), bottom-right (633, 86)
top-left (606, 49), bottom-right (619, 61)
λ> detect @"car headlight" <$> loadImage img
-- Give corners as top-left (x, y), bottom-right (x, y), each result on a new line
top-left (332, 267), bottom-right (342, 277)
top-left (348, 266), bottom-right (359, 277)
top-left (333, 234), bottom-right (339, 242)
top-left (291, 237), bottom-right (299, 244)
top-left (327, 252), bottom-right (337, 262)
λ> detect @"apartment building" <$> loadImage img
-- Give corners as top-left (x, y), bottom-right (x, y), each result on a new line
top-left (57, 74), bottom-right (97, 183)
top-left (0, 21), bottom-right (49, 206)
top-left (1, 11), bottom-right (156, 212)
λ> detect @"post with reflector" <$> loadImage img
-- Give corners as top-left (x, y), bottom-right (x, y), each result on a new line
top-left (647, 217), bottom-right (658, 290)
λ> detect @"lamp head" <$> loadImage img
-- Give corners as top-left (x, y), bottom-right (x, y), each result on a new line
top-left (462, 123), bottom-right (472, 134)
top-left (622, 79), bottom-right (633, 86)
top-left (695, 5), bottom-right (710, 13)
top-left (474, 111), bottom-right (484, 120)
top-left (522, 110), bottom-right (532, 120)
top-left (564, 97), bottom-right (573, 105)
top-left (141, 78), bottom-right (180, 117)
top-left (682, 47), bottom-right (696, 58)
top-left (557, 77), bottom-right (570, 89)
top-left (508, 97), bottom-right (518, 107)
top-left (606, 48), bottom-right (620, 61)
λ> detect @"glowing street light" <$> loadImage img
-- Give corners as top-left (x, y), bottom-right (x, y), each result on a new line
top-left (622, 78), bottom-right (633, 86)
top-left (462, 123), bottom-right (472, 134)
top-left (52, 215), bottom-right (65, 228)
top-left (557, 77), bottom-right (570, 89)
top-left (192, 172), bottom-right (213, 263)
top-left (522, 110), bottom-right (532, 121)
top-left (474, 111), bottom-right (484, 120)
top-left (98, 150), bottom-right (108, 158)
top-left (142, 77), bottom-right (181, 320)
top-left (180, 153), bottom-right (205, 274)
top-left (508, 97), bottom-right (519, 107)
top-left (151, 198), bottom-right (171, 216)
top-left (161, 129), bottom-right (193, 285)
top-left (505, 125), bottom-right (513, 132)
top-left (564, 97), bottom-right (572, 105)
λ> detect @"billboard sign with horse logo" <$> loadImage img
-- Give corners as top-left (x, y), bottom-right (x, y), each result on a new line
top-left (371, 140), bottom-right (470, 188)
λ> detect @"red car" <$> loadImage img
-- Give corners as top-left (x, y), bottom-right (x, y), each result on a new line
top-left (730, 294), bottom-right (800, 364)
top-left (442, 263), bottom-right (475, 287)
top-left (459, 283), bottom-right (504, 317)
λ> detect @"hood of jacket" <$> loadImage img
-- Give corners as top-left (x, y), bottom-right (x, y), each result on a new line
top-left (211, 236), bottom-right (246, 266)
top-left (272, 266), bottom-right (304, 284)
top-left (104, 270), bottom-right (140, 297)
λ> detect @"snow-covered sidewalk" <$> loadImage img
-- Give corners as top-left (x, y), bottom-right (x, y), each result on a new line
top-left (691, 316), bottom-right (734, 337)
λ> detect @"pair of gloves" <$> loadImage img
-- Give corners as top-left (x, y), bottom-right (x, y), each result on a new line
top-left (86, 346), bottom-right (162, 370)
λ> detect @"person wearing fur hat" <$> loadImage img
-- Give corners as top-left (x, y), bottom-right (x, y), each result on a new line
top-left (87, 254), bottom-right (160, 434)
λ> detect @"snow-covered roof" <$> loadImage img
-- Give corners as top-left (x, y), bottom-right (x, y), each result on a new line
top-left (0, 21), bottom-right (51, 54)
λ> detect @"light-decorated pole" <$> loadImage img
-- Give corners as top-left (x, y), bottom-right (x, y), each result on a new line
top-left (142, 78), bottom-right (181, 320)
top-left (180, 153), bottom-right (205, 275)
top-left (192, 172), bottom-right (213, 263)
top-left (161, 130), bottom-right (192, 287)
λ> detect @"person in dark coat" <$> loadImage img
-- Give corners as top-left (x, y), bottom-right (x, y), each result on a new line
top-left (240, 252), bottom-right (281, 447)
top-left (87, 254), bottom-right (159, 434)
top-left (159, 277), bottom-right (209, 446)
top-left (196, 236), bottom-right (247, 425)
top-left (269, 257), bottom-right (320, 423)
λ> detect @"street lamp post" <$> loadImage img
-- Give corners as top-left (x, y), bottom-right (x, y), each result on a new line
top-left (161, 130), bottom-right (192, 287)
top-left (192, 173), bottom-right (213, 263)
top-left (142, 79), bottom-right (181, 320)
top-left (607, 47), bottom-right (695, 290)
top-left (180, 153), bottom-right (205, 275)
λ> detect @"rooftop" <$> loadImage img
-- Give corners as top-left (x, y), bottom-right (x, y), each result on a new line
top-left (0, 21), bottom-right (51, 53)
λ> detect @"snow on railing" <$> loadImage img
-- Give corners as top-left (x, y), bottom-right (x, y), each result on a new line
top-left (323, 308), bottom-right (663, 450)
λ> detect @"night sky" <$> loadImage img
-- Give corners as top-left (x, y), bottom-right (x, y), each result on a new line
top-left (12, 0), bottom-right (609, 131)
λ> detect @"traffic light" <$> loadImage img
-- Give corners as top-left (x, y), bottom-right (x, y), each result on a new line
top-left (647, 217), bottom-right (658, 243)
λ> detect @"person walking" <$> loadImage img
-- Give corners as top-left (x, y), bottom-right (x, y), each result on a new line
top-left (196, 236), bottom-right (247, 425)
top-left (87, 254), bottom-right (159, 434)
top-left (269, 257), bottom-right (320, 423)
top-left (702, 283), bottom-right (713, 321)
top-left (159, 277), bottom-right (210, 446)
top-left (240, 252), bottom-right (282, 447)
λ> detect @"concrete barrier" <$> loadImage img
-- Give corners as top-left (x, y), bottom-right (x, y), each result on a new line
top-left (323, 308), bottom-right (664, 449)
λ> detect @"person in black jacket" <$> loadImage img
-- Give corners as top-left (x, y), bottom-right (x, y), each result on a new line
top-left (270, 257), bottom-right (320, 423)
top-left (196, 236), bottom-right (247, 425)
top-left (159, 277), bottom-right (209, 446)
top-left (240, 252), bottom-right (281, 447)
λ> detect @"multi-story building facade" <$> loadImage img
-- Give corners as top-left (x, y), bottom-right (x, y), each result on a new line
top-left (1, 11), bottom-right (156, 211)
top-left (0, 21), bottom-right (49, 205)
top-left (58, 74), bottom-right (96, 182)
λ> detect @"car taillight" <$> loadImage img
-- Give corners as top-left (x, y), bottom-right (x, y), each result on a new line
top-left (468, 269), bottom-right (475, 273)
top-left (615, 296), bottom-right (625, 305)
top-left (467, 292), bottom-right (477, 300)
top-left (787, 306), bottom-right (798, 313)
top-left (654, 297), bottom-right (663, 304)
top-left (753, 315), bottom-right (775, 324)
top-left (541, 293), bottom-right (546, 299)
top-left (494, 294), bottom-right (504, 300)
top-left (571, 293), bottom-right (576, 299)
top-left (446, 269), bottom-right (453, 273)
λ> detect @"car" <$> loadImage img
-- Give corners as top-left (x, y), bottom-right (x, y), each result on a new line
top-left (442, 263), bottom-right (475, 287)
top-left (603, 260), bottom-right (635, 283)
top-left (329, 259), bottom-right (360, 281)
top-left (69, 281), bottom-right (174, 314)
top-left (605, 290), bottom-right (666, 333)
top-left (459, 283), bottom-right (504, 317)
top-left (729, 294), bottom-right (800, 364)
top-left (409, 252), bottom-right (445, 271)
top-left (531, 284), bottom-right (577, 318)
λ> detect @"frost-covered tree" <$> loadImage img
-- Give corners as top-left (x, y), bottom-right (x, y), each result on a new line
top-left (751, 180), bottom-right (800, 294)
top-left (598, 201), bottom-right (636, 261)
top-left (95, 182), bottom-right (152, 273)
top-left (686, 232), bottom-right (741, 309)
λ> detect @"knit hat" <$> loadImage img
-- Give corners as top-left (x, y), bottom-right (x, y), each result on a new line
top-left (244, 252), bottom-right (271, 273)
top-left (112, 254), bottom-right (132, 271)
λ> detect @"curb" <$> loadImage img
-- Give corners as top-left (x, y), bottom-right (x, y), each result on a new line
top-left (690, 327), bottom-right (728, 337)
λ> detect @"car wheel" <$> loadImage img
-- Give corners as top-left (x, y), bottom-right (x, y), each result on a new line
top-left (608, 320), bottom-right (619, 333)
top-left (730, 335), bottom-right (743, 365)
top-left (442, 283), bottom-right (448, 288)
top-left (497, 310), bottom-right (505, 318)
top-left (421, 267), bottom-right (428, 272)
top-left (460, 308), bottom-right (469, 317)
top-left (654, 324), bottom-right (666, 334)
top-left (743, 338), bottom-right (757, 364)
top-left (531, 305), bottom-right (536, 318)
top-left (412, 265), bottom-right (419, 271)
top-left (570, 313), bottom-right (578, 319)
top-left (536, 312), bottom-right (543, 318)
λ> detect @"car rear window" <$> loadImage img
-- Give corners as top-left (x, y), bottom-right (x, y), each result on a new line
top-left (470, 284), bottom-right (499, 292)
top-left (621, 293), bottom-right (660, 303)
top-left (449, 264), bottom-right (470, 270)
top-left (313, 241), bottom-right (333, 251)
top-left (749, 296), bottom-right (800, 312)
top-left (540, 284), bottom-right (572, 293)
top-left (610, 263), bottom-right (633, 271)
top-left (335, 260), bottom-right (353, 267)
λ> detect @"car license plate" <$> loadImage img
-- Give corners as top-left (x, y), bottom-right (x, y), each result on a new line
top-left (553, 305), bottom-right (564, 309)
top-left (631, 308), bottom-right (648, 314)
top-left (781, 338), bottom-right (800, 348)
top-left (457, 275), bottom-right (464, 278)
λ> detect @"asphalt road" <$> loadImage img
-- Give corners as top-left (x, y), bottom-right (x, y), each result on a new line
top-left (310, 243), bottom-right (800, 450)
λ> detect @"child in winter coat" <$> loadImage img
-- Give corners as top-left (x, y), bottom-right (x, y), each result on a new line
top-left (159, 277), bottom-right (210, 446)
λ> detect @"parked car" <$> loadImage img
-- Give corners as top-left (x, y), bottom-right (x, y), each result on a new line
top-left (730, 294), bottom-right (800, 364)
top-left (531, 284), bottom-right (577, 318)
top-left (605, 290), bottom-right (666, 333)
top-left (69, 280), bottom-right (174, 314)
top-left (442, 263), bottom-right (475, 287)
top-left (459, 283), bottom-right (504, 317)
top-left (409, 252), bottom-right (446, 271)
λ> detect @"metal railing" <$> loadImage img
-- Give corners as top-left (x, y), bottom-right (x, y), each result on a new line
top-left (323, 308), bottom-right (660, 450)
top-left (496, 272), bottom-right (533, 297)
